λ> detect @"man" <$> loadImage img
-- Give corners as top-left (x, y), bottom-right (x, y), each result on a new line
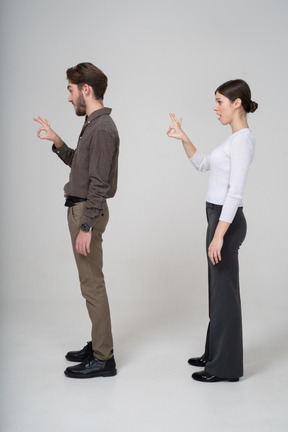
top-left (34, 62), bottom-right (119, 379)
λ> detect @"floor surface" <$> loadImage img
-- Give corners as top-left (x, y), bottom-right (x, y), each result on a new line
top-left (1, 296), bottom-right (287, 432)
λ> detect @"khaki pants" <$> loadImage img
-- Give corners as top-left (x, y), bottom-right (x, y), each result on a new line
top-left (67, 201), bottom-right (113, 360)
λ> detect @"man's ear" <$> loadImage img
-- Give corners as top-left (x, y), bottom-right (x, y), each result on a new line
top-left (82, 83), bottom-right (90, 96)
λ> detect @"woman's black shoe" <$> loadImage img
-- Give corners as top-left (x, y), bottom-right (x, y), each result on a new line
top-left (187, 355), bottom-right (207, 367)
top-left (65, 341), bottom-right (93, 362)
top-left (192, 370), bottom-right (239, 382)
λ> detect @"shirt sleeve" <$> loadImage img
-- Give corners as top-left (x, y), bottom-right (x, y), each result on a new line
top-left (82, 129), bottom-right (118, 227)
top-left (52, 142), bottom-right (75, 167)
top-left (219, 134), bottom-right (255, 223)
top-left (189, 150), bottom-right (210, 172)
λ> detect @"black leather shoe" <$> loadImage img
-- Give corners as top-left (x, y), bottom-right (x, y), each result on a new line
top-left (188, 355), bottom-right (207, 367)
top-left (64, 354), bottom-right (117, 379)
top-left (65, 341), bottom-right (93, 362)
top-left (192, 370), bottom-right (239, 383)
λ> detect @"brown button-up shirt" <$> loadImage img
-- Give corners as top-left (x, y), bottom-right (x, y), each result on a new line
top-left (53, 108), bottom-right (119, 227)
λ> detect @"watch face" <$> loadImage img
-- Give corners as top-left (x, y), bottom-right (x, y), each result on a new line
top-left (81, 223), bottom-right (90, 232)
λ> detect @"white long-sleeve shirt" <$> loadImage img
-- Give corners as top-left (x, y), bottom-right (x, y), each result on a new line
top-left (189, 128), bottom-right (255, 223)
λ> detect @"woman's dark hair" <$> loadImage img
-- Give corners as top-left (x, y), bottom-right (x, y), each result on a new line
top-left (215, 79), bottom-right (258, 113)
top-left (66, 62), bottom-right (108, 100)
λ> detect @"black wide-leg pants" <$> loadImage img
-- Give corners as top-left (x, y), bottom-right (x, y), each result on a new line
top-left (203, 202), bottom-right (247, 379)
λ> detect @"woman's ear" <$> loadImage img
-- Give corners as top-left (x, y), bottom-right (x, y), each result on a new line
top-left (234, 98), bottom-right (242, 109)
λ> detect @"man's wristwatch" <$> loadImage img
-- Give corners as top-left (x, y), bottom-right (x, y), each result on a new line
top-left (80, 223), bottom-right (93, 233)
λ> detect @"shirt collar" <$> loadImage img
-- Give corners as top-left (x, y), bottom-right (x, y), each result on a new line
top-left (86, 107), bottom-right (112, 123)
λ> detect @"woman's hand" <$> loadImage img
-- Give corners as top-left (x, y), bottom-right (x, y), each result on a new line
top-left (208, 221), bottom-right (230, 265)
top-left (167, 113), bottom-right (185, 140)
top-left (208, 236), bottom-right (223, 265)
top-left (34, 116), bottom-right (63, 147)
top-left (167, 113), bottom-right (197, 158)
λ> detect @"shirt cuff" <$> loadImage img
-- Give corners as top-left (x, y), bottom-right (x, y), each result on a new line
top-left (52, 142), bottom-right (68, 155)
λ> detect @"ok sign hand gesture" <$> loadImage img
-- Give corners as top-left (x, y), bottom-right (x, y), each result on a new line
top-left (34, 116), bottom-right (63, 148)
top-left (167, 113), bottom-right (185, 140)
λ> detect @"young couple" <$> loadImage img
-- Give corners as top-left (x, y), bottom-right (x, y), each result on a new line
top-left (34, 62), bottom-right (257, 383)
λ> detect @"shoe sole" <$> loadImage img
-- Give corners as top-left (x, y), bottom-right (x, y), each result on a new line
top-left (64, 369), bottom-right (117, 379)
top-left (192, 375), bottom-right (239, 383)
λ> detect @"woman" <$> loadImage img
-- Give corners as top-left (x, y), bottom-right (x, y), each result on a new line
top-left (167, 79), bottom-right (258, 382)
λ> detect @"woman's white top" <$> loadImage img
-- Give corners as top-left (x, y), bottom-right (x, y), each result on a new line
top-left (189, 128), bottom-right (255, 223)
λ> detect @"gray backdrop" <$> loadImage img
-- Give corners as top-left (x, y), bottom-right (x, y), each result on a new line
top-left (1, 0), bottom-right (287, 361)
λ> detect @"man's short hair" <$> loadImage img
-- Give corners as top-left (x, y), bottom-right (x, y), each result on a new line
top-left (66, 62), bottom-right (108, 100)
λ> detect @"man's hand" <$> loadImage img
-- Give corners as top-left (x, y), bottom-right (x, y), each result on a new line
top-left (76, 230), bottom-right (92, 256)
top-left (34, 116), bottom-right (63, 148)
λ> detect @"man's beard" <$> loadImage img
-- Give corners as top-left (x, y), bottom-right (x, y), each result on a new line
top-left (74, 93), bottom-right (86, 116)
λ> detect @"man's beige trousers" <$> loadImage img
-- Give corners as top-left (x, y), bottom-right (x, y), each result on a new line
top-left (67, 201), bottom-right (113, 361)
